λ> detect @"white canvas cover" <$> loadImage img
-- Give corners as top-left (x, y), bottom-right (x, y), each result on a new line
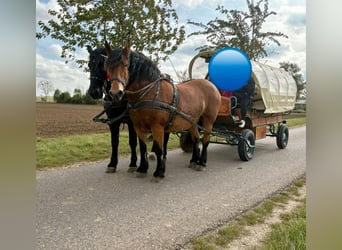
top-left (187, 50), bottom-right (297, 114)
top-left (251, 61), bottom-right (297, 113)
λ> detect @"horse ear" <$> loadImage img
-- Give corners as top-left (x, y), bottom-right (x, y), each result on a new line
top-left (86, 45), bottom-right (92, 53)
top-left (104, 40), bottom-right (112, 55)
top-left (123, 40), bottom-right (131, 58)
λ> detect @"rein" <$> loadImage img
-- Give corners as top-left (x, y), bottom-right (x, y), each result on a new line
top-left (92, 102), bottom-right (129, 125)
top-left (125, 79), bottom-right (160, 100)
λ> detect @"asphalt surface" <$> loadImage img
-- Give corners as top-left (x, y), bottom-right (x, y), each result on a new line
top-left (36, 126), bottom-right (306, 250)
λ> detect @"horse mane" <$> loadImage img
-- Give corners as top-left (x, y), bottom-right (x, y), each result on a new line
top-left (89, 47), bottom-right (107, 66)
top-left (106, 48), bottom-right (161, 85)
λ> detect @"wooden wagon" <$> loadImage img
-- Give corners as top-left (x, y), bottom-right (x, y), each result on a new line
top-left (180, 50), bottom-right (297, 161)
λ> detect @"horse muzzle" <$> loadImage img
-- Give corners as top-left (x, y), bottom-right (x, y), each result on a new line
top-left (110, 89), bottom-right (124, 104)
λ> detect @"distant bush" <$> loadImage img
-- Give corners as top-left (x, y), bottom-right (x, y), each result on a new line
top-left (53, 89), bottom-right (100, 105)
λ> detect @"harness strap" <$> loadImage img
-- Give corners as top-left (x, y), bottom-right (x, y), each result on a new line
top-left (128, 100), bottom-right (212, 134)
top-left (164, 79), bottom-right (179, 130)
top-left (92, 103), bottom-right (129, 125)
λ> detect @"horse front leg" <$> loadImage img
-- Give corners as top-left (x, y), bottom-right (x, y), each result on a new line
top-left (127, 120), bottom-right (138, 172)
top-left (107, 122), bottom-right (121, 173)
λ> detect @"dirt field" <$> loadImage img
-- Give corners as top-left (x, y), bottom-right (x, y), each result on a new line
top-left (36, 102), bottom-right (109, 138)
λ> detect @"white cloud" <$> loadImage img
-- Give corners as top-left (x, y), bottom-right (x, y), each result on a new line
top-left (36, 0), bottom-right (306, 95)
top-left (36, 53), bottom-right (89, 96)
top-left (173, 0), bottom-right (206, 8)
top-left (47, 44), bottom-right (62, 57)
top-left (36, 0), bottom-right (59, 23)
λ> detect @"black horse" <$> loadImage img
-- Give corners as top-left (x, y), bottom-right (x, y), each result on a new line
top-left (86, 46), bottom-right (169, 174)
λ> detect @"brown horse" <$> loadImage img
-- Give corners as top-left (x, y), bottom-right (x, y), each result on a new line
top-left (104, 42), bottom-right (221, 180)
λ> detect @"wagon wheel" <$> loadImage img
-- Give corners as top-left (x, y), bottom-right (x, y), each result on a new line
top-left (276, 124), bottom-right (289, 149)
top-left (179, 131), bottom-right (192, 153)
top-left (238, 129), bottom-right (255, 161)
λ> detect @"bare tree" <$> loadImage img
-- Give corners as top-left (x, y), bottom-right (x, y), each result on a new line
top-left (38, 80), bottom-right (54, 102)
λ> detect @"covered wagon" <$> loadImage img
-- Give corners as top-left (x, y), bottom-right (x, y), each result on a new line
top-left (181, 50), bottom-right (297, 161)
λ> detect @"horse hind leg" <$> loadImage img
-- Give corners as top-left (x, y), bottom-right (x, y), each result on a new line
top-left (136, 139), bottom-right (149, 177)
top-left (197, 120), bottom-right (215, 170)
top-left (188, 126), bottom-right (201, 168)
top-left (150, 127), bottom-right (166, 180)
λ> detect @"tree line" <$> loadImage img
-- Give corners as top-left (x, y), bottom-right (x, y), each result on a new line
top-left (53, 88), bottom-right (99, 105)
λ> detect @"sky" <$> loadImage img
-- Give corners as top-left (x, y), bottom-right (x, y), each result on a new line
top-left (36, 0), bottom-right (306, 96)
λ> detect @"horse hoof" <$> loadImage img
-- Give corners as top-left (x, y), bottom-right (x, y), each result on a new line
top-left (136, 172), bottom-right (147, 178)
top-left (105, 167), bottom-right (116, 173)
top-left (148, 153), bottom-right (156, 161)
top-left (188, 162), bottom-right (197, 168)
top-left (195, 165), bottom-right (206, 171)
top-left (127, 167), bottom-right (136, 173)
top-left (151, 177), bottom-right (163, 183)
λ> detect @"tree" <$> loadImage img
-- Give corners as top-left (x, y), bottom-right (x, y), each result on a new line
top-left (279, 61), bottom-right (305, 100)
top-left (53, 89), bottom-right (61, 102)
top-left (187, 0), bottom-right (288, 61)
top-left (36, 0), bottom-right (185, 67)
top-left (55, 91), bottom-right (71, 103)
top-left (37, 80), bottom-right (54, 101)
top-left (71, 88), bottom-right (83, 103)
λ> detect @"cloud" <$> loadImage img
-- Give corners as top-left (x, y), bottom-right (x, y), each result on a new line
top-left (36, 52), bottom-right (89, 96)
top-left (173, 0), bottom-right (206, 8)
top-left (36, 0), bottom-right (306, 94)
top-left (36, 0), bottom-right (59, 23)
top-left (47, 44), bottom-right (62, 57)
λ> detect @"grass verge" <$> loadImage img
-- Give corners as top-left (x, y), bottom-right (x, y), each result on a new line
top-left (36, 132), bottom-right (181, 169)
top-left (188, 178), bottom-right (306, 250)
top-left (36, 117), bottom-right (306, 169)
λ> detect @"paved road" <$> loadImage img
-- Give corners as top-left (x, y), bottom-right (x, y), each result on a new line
top-left (36, 126), bottom-right (306, 250)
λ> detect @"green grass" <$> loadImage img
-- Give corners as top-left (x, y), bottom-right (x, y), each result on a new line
top-left (36, 117), bottom-right (306, 169)
top-left (187, 177), bottom-right (306, 250)
top-left (36, 132), bottom-right (180, 169)
top-left (259, 201), bottom-right (306, 250)
top-left (285, 117), bottom-right (306, 127)
top-left (36, 96), bottom-right (54, 102)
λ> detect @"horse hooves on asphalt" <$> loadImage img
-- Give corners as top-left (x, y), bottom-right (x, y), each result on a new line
top-left (188, 162), bottom-right (197, 168)
top-left (105, 167), bottom-right (116, 173)
top-left (136, 172), bottom-right (147, 178)
top-left (194, 165), bottom-right (206, 171)
top-left (127, 167), bottom-right (136, 173)
top-left (151, 177), bottom-right (163, 183)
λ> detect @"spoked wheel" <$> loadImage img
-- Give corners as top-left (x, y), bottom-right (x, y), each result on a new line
top-left (238, 129), bottom-right (255, 161)
top-left (276, 124), bottom-right (289, 149)
top-left (179, 131), bottom-right (192, 153)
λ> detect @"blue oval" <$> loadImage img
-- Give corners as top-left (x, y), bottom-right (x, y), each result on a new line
top-left (208, 48), bottom-right (252, 91)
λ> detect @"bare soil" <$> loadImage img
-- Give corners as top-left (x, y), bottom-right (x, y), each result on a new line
top-left (36, 102), bottom-right (109, 138)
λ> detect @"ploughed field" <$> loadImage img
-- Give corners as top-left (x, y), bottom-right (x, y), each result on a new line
top-left (36, 102), bottom-right (109, 138)
top-left (36, 102), bottom-right (304, 138)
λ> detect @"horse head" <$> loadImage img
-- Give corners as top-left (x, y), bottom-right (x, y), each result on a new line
top-left (104, 41), bottom-right (130, 103)
top-left (87, 45), bottom-right (108, 99)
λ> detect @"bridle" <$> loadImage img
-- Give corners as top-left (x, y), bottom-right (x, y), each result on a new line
top-left (107, 51), bottom-right (130, 92)
top-left (89, 53), bottom-right (114, 98)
